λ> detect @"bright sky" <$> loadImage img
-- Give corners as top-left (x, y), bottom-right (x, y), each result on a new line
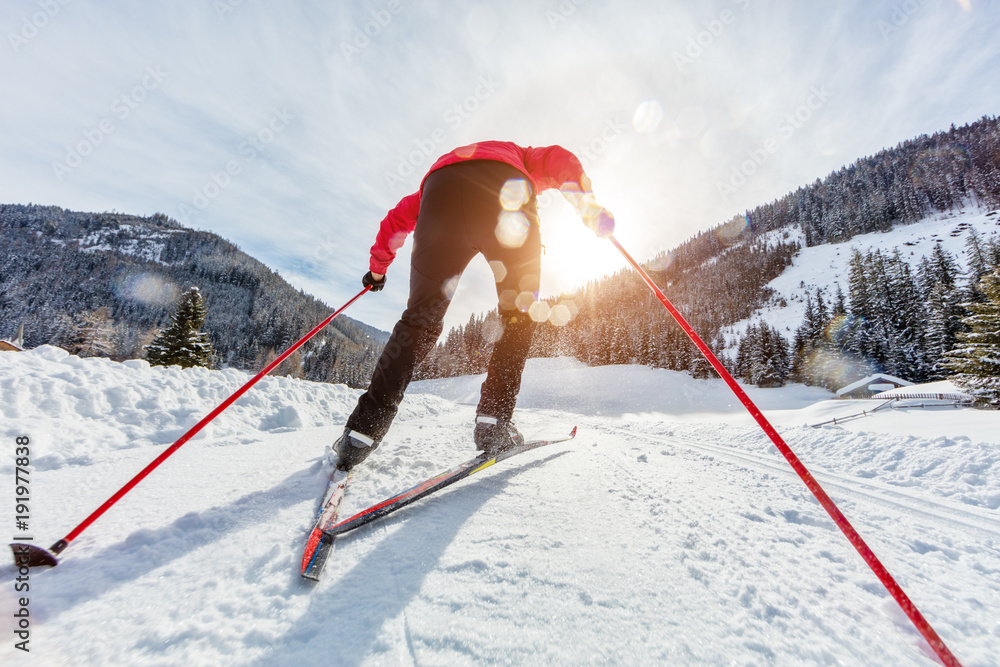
top-left (2, 0), bottom-right (998, 332)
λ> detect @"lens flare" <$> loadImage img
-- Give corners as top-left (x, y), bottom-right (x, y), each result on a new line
top-left (118, 272), bottom-right (178, 305)
top-left (518, 273), bottom-right (539, 292)
top-left (528, 300), bottom-right (551, 323)
top-left (716, 214), bottom-right (749, 247)
top-left (488, 260), bottom-right (508, 282)
top-left (548, 303), bottom-right (572, 327)
top-left (499, 289), bottom-right (518, 311)
top-left (798, 347), bottom-right (876, 390)
top-left (515, 291), bottom-right (536, 312)
top-left (495, 211), bottom-right (529, 248)
top-left (441, 275), bottom-right (460, 300)
top-left (499, 178), bottom-right (530, 211)
top-left (647, 252), bottom-right (675, 272)
top-left (824, 313), bottom-right (864, 347)
top-left (633, 100), bottom-right (664, 134)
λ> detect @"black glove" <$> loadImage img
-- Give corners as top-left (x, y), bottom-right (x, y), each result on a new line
top-left (585, 207), bottom-right (615, 239)
top-left (362, 271), bottom-right (386, 292)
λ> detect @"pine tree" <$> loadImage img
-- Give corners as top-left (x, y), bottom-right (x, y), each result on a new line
top-left (962, 229), bottom-right (991, 304)
top-left (735, 323), bottom-right (759, 381)
top-left (885, 250), bottom-right (926, 380)
top-left (832, 282), bottom-right (847, 317)
top-left (145, 286), bottom-right (214, 368)
top-left (944, 268), bottom-right (1000, 403)
top-left (747, 324), bottom-right (790, 387)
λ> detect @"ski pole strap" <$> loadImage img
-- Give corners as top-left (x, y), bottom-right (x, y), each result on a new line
top-left (607, 235), bottom-right (961, 666)
top-left (54, 286), bottom-right (372, 553)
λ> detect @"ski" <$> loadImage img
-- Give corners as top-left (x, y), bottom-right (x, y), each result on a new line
top-left (300, 427), bottom-right (576, 582)
top-left (325, 426), bottom-right (577, 540)
top-left (300, 467), bottom-right (351, 581)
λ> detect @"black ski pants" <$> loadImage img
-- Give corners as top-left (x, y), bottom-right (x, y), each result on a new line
top-left (346, 160), bottom-right (541, 442)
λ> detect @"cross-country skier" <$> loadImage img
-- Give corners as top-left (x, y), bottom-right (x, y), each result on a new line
top-left (332, 140), bottom-right (614, 471)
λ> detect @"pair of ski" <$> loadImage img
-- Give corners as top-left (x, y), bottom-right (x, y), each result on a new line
top-left (300, 427), bottom-right (577, 581)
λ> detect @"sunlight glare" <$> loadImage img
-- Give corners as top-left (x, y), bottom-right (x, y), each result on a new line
top-left (528, 300), bottom-right (551, 322)
top-left (495, 211), bottom-right (529, 248)
top-left (499, 178), bottom-right (531, 210)
top-left (488, 260), bottom-right (508, 282)
top-left (633, 100), bottom-right (663, 134)
top-left (548, 303), bottom-right (572, 326)
top-left (716, 214), bottom-right (749, 246)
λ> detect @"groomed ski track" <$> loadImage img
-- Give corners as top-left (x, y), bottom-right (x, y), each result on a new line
top-left (1, 354), bottom-right (997, 665)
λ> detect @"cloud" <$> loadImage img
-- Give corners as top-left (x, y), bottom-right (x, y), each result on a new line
top-left (1, 0), bottom-right (998, 333)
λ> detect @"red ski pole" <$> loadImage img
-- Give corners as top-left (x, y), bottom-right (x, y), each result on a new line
top-left (607, 235), bottom-right (961, 666)
top-left (11, 287), bottom-right (370, 569)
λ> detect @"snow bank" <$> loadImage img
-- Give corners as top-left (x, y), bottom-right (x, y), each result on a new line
top-left (0, 346), bottom-right (451, 473)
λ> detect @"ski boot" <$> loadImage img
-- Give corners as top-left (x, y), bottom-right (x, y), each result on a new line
top-left (474, 416), bottom-right (525, 458)
top-left (331, 429), bottom-right (378, 472)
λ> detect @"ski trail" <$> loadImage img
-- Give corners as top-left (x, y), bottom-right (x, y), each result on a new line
top-left (575, 418), bottom-right (997, 664)
top-left (595, 423), bottom-right (1000, 538)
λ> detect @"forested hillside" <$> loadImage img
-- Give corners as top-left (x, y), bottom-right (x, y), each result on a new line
top-left (0, 205), bottom-right (385, 387)
top-left (420, 116), bottom-right (1000, 393)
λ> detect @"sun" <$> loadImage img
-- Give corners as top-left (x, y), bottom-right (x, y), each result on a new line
top-left (537, 196), bottom-right (623, 298)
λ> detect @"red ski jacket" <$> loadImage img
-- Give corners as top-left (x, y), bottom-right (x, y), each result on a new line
top-left (369, 140), bottom-right (586, 273)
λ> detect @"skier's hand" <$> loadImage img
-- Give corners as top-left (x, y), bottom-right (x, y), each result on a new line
top-left (363, 271), bottom-right (386, 292)
top-left (584, 206), bottom-right (615, 239)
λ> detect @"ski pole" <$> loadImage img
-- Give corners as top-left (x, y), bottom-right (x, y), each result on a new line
top-left (607, 234), bottom-right (962, 667)
top-left (11, 286), bottom-right (371, 569)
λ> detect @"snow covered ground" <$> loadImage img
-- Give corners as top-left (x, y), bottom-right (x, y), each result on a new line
top-left (726, 206), bottom-right (1000, 344)
top-left (1, 350), bottom-right (999, 665)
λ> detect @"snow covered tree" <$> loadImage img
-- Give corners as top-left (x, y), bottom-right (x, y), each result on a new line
top-left (884, 250), bottom-right (927, 380)
top-left (738, 323), bottom-right (790, 387)
top-left (145, 286), bottom-right (214, 368)
top-left (67, 307), bottom-right (116, 357)
top-left (832, 282), bottom-right (847, 317)
top-left (791, 290), bottom-right (837, 386)
top-left (944, 269), bottom-right (1000, 403)
top-left (962, 229), bottom-right (989, 303)
top-left (755, 324), bottom-right (791, 387)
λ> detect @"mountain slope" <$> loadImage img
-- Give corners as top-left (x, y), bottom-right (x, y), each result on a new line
top-left (0, 204), bottom-right (387, 386)
top-left (725, 207), bottom-right (1000, 343)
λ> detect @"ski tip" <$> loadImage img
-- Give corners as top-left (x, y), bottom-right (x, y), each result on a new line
top-left (570, 426), bottom-right (578, 438)
top-left (10, 543), bottom-right (59, 569)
